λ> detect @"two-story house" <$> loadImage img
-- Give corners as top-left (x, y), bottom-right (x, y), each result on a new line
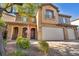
top-left (2, 3), bottom-right (78, 41)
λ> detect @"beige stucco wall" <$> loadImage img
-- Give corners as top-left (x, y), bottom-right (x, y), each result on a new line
top-left (36, 8), bottom-right (42, 40)
top-left (2, 13), bottom-right (16, 22)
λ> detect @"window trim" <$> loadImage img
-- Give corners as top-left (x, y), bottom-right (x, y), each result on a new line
top-left (45, 9), bottom-right (55, 19)
top-left (59, 17), bottom-right (70, 24)
top-left (22, 16), bottom-right (28, 23)
top-left (32, 17), bottom-right (36, 23)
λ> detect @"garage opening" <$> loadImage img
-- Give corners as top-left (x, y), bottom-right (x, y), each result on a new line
top-left (42, 27), bottom-right (64, 40)
top-left (67, 28), bottom-right (76, 40)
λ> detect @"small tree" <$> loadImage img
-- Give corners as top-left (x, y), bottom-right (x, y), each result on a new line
top-left (38, 40), bottom-right (49, 56)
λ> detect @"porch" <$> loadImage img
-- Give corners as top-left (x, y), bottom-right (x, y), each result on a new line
top-left (3, 22), bottom-right (37, 41)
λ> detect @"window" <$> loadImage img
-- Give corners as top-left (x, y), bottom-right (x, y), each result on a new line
top-left (12, 6), bottom-right (16, 13)
top-left (64, 18), bottom-right (70, 24)
top-left (32, 18), bottom-right (36, 23)
top-left (22, 16), bottom-right (28, 23)
top-left (59, 17), bottom-right (63, 24)
top-left (59, 17), bottom-right (70, 24)
top-left (65, 18), bottom-right (70, 24)
top-left (63, 18), bottom-right (66, 23)
top-left (45, 10), bottom-right (54, 19)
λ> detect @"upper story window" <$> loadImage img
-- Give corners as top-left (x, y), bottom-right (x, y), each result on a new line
top-left (45, 10), bottom-right (54, 19)
top-left (59, 17), bottom-right (70, 24)
top-left (22, 16), bottom-right (28, 23)
top-left (32, 17), bottom-right (36, 23)
top-left (59, 17), bottom-right (63, 24)
top-left (64, 18), bottom-right (70, 24)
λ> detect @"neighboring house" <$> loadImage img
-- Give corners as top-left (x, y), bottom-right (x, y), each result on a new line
top-left (71, 19), bottom-right (79, 39)
top-left (2, 3), bottom-right (78, 41)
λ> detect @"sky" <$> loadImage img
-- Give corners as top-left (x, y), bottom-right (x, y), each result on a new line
top-left (54, 3), bottom-right (79, 21)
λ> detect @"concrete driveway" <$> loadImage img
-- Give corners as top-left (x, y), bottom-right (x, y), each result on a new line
top-left (6, 40), bottom-right (79, 56)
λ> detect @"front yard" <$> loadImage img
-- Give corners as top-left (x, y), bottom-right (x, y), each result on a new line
top-left (5, 40), bottom-right (79, 56)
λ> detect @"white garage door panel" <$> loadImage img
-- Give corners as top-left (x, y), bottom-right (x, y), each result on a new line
top-left (67, 28), bottom-right (75, 40)
top-left (42, 27), bottom-right (64, 40)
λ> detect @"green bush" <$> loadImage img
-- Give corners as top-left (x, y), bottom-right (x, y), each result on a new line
top-left (16, 36), bottom-right (23, 47)
top-left (38, 40), bottom-right (49, 55)
top-left (0, 18), bottom-right (5, 27)
top-left (16, 36), bottom-right (30, 49)
top-left (21, 38), bottom-right (30, 49)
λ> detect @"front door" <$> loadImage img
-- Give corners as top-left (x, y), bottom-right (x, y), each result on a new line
top-left (22, 28), bottom-right (27, 38)
top-left (31, 28), bottom-right (35, 39)
top-left (12, 27), bottom-right (18, 40)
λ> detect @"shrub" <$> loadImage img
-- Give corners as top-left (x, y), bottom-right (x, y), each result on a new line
top-left (38, 40), bottom-right (49, 55)
top-left (16, 36), bottom-right (23, 47)
top-left (16, 36), bottom-right (30, 49)
top-left (21, 38), bottom-right (30, 49)
top-left (0, 18), bottom-right (5, 27)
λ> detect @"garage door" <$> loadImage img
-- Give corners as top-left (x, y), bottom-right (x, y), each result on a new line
top-left (42, 27), bottom-right (64, 40)
top-left (67, 28), bottom-right (75, 40)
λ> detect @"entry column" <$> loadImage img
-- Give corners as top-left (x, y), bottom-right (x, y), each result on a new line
top-left (63, 27), bottom-right (68, 41)
top-left (18, 27), bottom-right (22, 37)
top-left (7, 25), bottom-right (13, 41)
top-left (27, 25), bottom-right (31, 39)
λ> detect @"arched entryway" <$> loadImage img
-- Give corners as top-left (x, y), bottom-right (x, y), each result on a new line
top-left (2, 25), bottom-right (7, 40)
top-left (12, 27), bottom-right (18, 40)
top-left (31, 28), bottom-right (36, 39)
top-left (22, 28), bottom-right (27, 38)
top-left (3, 30), bottom-right (7, 39)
